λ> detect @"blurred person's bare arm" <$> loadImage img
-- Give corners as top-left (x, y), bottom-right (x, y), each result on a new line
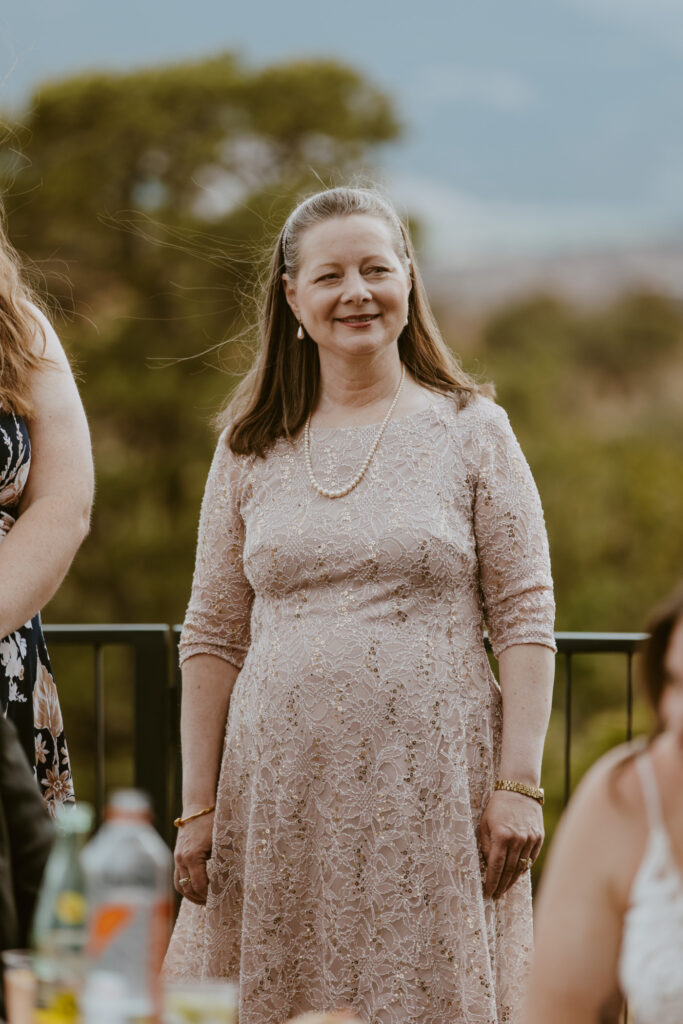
top-left (0, 310), bottom-right (93, 636)
top-left (173, 653), bottom-right (239, 905)
top-left (524, 752), bottom-right (643, 1023)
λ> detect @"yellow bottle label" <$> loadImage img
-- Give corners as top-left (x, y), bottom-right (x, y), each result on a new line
top-left (34, 988), bottom-right (79, 1021)
top-left (55, 890), bottom-right (87, 926)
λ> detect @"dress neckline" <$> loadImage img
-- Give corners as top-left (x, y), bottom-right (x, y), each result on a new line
top-left (308, 393), bottom-right (447, 436)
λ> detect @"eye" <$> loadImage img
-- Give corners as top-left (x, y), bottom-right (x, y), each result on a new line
top-left (366, 265), bottom-right (390, 275)
top-left (314, 272), bottom-right (339, 283)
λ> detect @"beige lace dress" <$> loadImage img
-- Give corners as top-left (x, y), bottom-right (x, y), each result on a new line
top-left (164, 392), bottom-right (556, 1024)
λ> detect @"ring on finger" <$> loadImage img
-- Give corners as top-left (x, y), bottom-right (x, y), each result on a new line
top-left (178, 876), bottom-right (190, 887)
top-left (518, 858), bottom-right (532, 870)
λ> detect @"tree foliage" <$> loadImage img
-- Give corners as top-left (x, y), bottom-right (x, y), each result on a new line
top-left (1, 53), bottom-right (400, 624)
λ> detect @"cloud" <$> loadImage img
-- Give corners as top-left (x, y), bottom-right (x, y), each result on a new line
top-left (556, 0), bottom-right (683, 52)
top-left (386, 172), bottom-right (665, 266)
top-left (414, 65), bottom-right (534, 112)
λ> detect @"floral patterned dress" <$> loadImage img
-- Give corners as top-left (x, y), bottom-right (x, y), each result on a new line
top-left (0, 410), bottom-right (74, 816)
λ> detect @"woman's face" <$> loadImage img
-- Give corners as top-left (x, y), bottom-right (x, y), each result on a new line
top-left (660, 615), bottom-right (683, 743)
top-left (283, 214), bottom-right (411, 365)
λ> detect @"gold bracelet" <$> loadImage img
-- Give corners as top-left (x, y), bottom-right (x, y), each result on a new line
top-left (494, 780), bottom-right (544, 806)
top-left (173, 804), bottom-right (216, 828)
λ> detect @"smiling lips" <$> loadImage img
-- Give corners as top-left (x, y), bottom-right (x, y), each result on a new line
top-left (337, 314), bottom-right (380, 327)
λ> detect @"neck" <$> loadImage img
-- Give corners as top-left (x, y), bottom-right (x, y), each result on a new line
top-left (314, 347), bottom-right (403, 421)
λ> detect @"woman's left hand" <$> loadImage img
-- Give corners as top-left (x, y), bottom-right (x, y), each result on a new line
top-left (479, 789), bottom-right (544, 899)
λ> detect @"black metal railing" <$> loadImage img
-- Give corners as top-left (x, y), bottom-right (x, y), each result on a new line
top-left (43, 625), bottom-right (648, 842)
top-left (554, 632), bottom-right (647, 805)
top-left (43, 624), bottom-right (176, 840)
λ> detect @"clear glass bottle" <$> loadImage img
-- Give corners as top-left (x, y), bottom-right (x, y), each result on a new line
top-left (30, 801), bottom-right (94, 1023)
top-left (81, 789), bottom-right (173, 1023)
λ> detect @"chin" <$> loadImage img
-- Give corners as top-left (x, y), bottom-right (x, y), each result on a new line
top-left (329, 331), bottom-right (397, 357)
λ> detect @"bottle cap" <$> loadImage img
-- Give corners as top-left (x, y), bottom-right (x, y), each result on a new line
top-left (54, 801), bottom-right (94, 835)
top-left (106, 789), bottom-right (152, 822)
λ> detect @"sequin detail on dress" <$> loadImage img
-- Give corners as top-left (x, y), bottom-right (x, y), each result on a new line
top-left (164, 394), bottom-right (556, 1024)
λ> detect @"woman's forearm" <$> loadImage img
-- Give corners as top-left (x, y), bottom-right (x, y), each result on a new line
top-left (0, 495), bottom-right (91, 637)
top-left (497, 643), bottom-right (555, 784)
top-left (180, 653), bottom-right (240, 810)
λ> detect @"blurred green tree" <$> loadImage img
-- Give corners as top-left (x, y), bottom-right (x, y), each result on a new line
top-left (478, 289), bottom-right (683, 634)
top-left (1, 53), bottom-right (400, 624)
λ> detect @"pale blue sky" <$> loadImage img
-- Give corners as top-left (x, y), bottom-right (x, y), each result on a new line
top-left (1, 0), bottom-right (682, 263)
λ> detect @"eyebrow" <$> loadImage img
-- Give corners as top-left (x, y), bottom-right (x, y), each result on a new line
top-left (310, 255), bottom-right (392, 272)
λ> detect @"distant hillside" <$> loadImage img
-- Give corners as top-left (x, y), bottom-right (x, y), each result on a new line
top-left (426, 239), bottom-right (683, 311)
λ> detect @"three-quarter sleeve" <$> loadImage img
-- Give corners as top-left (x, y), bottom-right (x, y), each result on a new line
top-left (469, 399), bottom-right (556, 658)
top-left (178, 431), bottom-right (254, 669)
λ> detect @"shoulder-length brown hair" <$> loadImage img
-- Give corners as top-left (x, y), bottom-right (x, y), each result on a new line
top-left (0, 212), bottom-right (46, 418)
top-left (222, 186), bottom-right (492, 456)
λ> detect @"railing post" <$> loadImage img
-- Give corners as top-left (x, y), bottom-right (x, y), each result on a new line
top-left (626, 652), bottom-right (634, 742)
top-left (133, 627), bottom-right (174, 844)
top-left (563, 653), bottom-right (573, 807)
top-left (93, 643), bottom-right (105, 827)
top-left (170, 627), bottom-right (183, 824)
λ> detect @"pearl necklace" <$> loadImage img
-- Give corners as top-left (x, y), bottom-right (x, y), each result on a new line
top-left (304, 365), bottom-right (405, 499)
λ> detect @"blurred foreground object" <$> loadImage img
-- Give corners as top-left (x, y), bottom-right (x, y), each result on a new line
top-left (0, 713), bottom-right (54, 1021)
top-left (1, 950), bottom-right (34, 1024)
top-left (0, 713), bottom-right (55, 948)
top-left (82, 789), bottom-right (173, 1023)
top-left (164, 979), bottom-right (239, 1023)
top-left (30, 801), bottom-right (92, 1021)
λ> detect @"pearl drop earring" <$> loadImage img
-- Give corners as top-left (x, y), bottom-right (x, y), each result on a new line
top-left (297, 322), bottom-right (304, 341)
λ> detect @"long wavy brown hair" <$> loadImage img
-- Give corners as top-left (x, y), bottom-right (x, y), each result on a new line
top-left (0, 211), bottom-right (46, 418)
top-left (224, 186), bottom-right (492, 456)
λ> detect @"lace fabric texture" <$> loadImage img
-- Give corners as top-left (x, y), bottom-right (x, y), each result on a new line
top-left (618, 755), bottom-right (683, 1024)
top-left (164, 393), bottom-right (556, 1024)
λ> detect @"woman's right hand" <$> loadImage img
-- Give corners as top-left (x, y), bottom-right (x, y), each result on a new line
top-left (173, 810), bottom-right (215, 905)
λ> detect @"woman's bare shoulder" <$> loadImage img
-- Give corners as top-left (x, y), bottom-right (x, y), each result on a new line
top-left (570, 740), bottom-right (648, 818)
top-left (21, 302), bottom-right (72, 372)
top-left (554, 742), bottom-right (649, 891)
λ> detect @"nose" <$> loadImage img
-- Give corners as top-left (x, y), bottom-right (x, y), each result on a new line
top-left (340, 270), bottom-right (372, 304)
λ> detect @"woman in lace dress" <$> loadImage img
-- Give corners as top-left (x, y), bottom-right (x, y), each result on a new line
top-left (165, 187), bottom-right (556, 1024)
top-left (526, 583), bottom-right (683, 1024)
top-left (0, 218), bottom-right (93, 814)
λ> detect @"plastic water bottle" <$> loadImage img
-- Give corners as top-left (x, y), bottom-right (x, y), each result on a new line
top-left (30, 801), bottom-right (94, 1022)
top-left (79, 970), bottom-right (130, 1024)
top-left (81, 789), bottom-right (173, 1023)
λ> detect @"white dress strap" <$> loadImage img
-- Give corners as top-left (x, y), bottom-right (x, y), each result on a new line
top-left (635, 751), bottom-right (664, 833)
